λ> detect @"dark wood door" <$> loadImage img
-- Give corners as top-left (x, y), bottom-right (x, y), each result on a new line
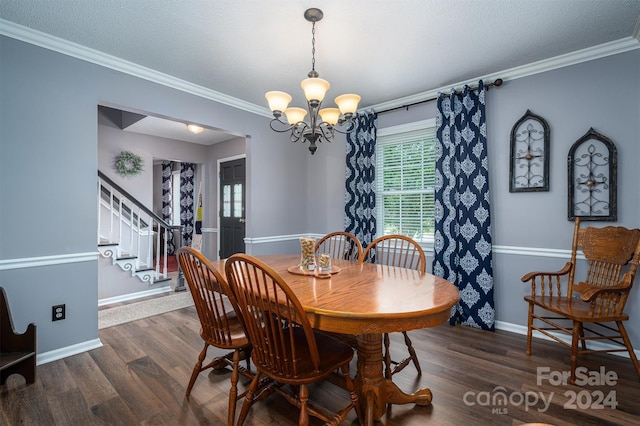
top-left (219, 158), bottom-right (246, 258)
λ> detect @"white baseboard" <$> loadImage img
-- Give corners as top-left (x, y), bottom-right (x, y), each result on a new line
top-left (495, 320), bottom-right (640, 359)
top-left (36, 338), bottom-right (103, 365)
top-left (98, 286), bottom-right (172, 306)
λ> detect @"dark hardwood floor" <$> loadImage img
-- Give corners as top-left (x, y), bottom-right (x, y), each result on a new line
top-left (2, 306), bottom-right (639, 425)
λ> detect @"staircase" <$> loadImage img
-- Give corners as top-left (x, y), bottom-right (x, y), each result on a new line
top-left (97, 240), bottom-right (169, 285)
top-left (98, 171), bottom-right (185, 289)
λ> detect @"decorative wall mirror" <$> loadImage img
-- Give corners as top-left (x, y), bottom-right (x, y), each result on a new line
top-left (509, 109), bottom-right (550, 192)
top-left (568, 128), bottom-right (617, 221)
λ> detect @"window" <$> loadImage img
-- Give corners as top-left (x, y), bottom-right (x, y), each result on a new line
top-left (222, 183), bottom-right (243, 218)
top-left (172, 171), bottom-right (181, 226)
top-left (376, 119), bottom-right (436, 243)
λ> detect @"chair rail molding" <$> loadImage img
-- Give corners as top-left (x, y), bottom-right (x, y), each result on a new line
top-left (0, 252), bottom-right (99, 271)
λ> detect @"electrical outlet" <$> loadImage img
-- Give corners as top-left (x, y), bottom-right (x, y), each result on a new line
top-left (52, 304), bottom-right (65, 321)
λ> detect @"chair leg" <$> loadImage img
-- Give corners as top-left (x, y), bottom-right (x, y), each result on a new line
top-left (578, 323), bottom-right (587, 351)
top-left (526, 304), bottom-right (533, 356)
top-left (186, 343), bottom-right (209, 398)
top-left (384, 332), bottom-right (422, 378)
top-left (617, 321), bottom-right (640, 381)
top-left (298, 384), bottom-right (310, 426)
top-left (384, 333), bottom-right (392, 379)
top-left (227, 349), bottom-right (241, 426)
top-left (570, 321), bottom-right (581, 385)
top-left (403, 331), bottom-right (422, 376)
top-left (236, 371), bottom-right (261, 426)
top-left (341, 364), bottom-right (363, 423)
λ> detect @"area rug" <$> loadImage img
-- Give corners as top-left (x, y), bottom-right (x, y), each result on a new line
top-left (98, 291), bottom-right (194, 329)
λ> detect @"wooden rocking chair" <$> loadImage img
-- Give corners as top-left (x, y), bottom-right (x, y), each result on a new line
top-left (522, 218), bottom-right (640, 384)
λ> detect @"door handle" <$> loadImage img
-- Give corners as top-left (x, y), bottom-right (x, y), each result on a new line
top-left (239, 218), bottom-right (246, 223)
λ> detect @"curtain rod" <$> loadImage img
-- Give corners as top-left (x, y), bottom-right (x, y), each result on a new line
top-left (376, 78), bottom-right (503, 115)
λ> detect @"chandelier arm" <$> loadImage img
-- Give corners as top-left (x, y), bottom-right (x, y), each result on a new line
top-left (332, 118), bottom-right (357, 135)
top-left (317, 122), bottom-right (335, 142)
top-left (269, 117), bottom-right (295, 133)
top-left (291, 122), bottom-right (309, 143)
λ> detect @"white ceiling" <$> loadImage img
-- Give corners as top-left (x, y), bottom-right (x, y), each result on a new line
top-left (2, 1), bottom-right (639, 143)
top-left (124, 115), bottom-right (240, 146)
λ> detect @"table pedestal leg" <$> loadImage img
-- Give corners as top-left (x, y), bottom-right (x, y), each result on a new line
top-left (355, 334), bottom-right (432, 426)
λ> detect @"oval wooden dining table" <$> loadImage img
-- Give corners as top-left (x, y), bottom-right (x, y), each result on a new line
top-left (210, 254), bottom-right (459, 425)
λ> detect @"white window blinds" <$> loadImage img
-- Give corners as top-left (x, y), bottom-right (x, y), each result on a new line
top-left (376, 125), bottom-right (437, 242)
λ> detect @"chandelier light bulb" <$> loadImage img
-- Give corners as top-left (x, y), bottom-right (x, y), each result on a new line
top-left (265, 91), bottom-right (292, 113)
top-left (319, 108), bottom-right (341, 125)
top-left (284, 107), bottom-right (307, 125)
top-left (335, 94), bottom-right (361, 115)
top-left (301, 77), bottom-right (330, 103)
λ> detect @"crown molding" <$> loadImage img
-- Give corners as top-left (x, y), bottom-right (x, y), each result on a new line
top-left (0, 19), bottom-right (272, 118)
top-left (369, 36), bottom-right (640, 112)
top-left (2, 19), bottom-right (638, 118)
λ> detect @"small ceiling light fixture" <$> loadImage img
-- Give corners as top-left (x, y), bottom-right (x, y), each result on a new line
top-left (265, 8), bottom-right (360, 155)
top-left (187, 124), bottom-right (204, 134)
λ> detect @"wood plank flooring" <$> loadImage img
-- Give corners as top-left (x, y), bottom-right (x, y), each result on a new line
top-left (2, 306), bottom-right (639, 425)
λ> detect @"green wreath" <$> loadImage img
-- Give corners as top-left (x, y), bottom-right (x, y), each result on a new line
top-left (114, 151), bottom-right (144, 176)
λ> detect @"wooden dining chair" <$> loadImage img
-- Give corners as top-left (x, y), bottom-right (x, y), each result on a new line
top-left (361, 234), bottom-right (427, 379)
top-left (224, 253), bottom-right (363, 426)
top-left (176, 247), bottom-right (252, 426)
top-left (522, 218), bottom-right (640, 384)
top-left (314, 231), bottom-right (363, 262)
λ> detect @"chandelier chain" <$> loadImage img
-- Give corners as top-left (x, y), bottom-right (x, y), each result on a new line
top-left (265, 8), bottom-right (360, 155)
top-left (311, 21), bottom-right (316, 72)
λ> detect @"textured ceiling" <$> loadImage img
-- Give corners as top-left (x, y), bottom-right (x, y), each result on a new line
top-left (2, 1), bottom-right (639, 142)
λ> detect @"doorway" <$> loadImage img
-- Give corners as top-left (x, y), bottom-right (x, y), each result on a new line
top-left (219, 157), bottom-right (246, 258)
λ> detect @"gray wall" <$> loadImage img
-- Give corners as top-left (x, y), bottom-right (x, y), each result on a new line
top-left (0, 35), bottom-right (311, 355)
top-left (319, 50), bottom-right (640, 345)
top-left (488, 51), bottom-right (640, 342)
top-left (1, 32), bottom-right (639, 359)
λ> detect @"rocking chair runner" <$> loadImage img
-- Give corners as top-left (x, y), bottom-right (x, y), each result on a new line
top-left (522, 218), bottom-right (640, 384)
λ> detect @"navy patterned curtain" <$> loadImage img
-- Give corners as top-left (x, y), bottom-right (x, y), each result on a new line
top-left (180, 162), bottom-right (196, 248)
top-left (161, 161), bottom-right (175, 254)
top-left (344, 111), bottom-right (377, 248)
top-left (432, 81), bottom-right (495, 330)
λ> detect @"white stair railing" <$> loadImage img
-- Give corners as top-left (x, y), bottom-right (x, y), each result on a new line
top-left (97, 170), bottom-right (185, 289)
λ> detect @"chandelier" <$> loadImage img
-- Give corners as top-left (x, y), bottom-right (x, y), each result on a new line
top-left (265, 8), bottom-right (361, 155)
